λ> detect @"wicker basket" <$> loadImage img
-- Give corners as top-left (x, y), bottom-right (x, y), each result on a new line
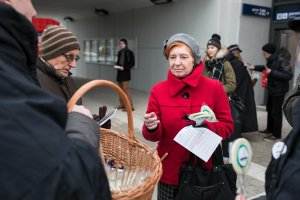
top-left (67, 80), bottom-right (162, 200)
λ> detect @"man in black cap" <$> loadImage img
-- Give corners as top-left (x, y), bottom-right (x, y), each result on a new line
top-left (115, 38), bottom-right (135, 111)
top-left (248, 43), bottom-right (293, 141)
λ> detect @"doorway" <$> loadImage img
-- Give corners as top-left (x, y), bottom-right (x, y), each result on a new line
top-left (274, 29), bottom-right (300, 86)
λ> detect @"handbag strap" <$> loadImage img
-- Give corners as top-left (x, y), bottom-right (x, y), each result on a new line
top-left (212, 145), bottom-right (225, 166)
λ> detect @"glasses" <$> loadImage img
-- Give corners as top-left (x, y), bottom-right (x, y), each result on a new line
top-left (63, 54), bottom-right (80, 62)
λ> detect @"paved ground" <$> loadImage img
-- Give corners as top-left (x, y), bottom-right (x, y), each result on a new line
top-left (73, 77), bottom-right (292, 200)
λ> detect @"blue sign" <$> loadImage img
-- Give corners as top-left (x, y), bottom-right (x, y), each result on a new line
top-left (242, 3), bottom-right (271, 18)
top-left (274, 6), bottom-right (300, 21)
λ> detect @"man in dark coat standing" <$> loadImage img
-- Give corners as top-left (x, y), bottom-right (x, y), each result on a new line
top-left (248, 43), bottom-right (293, 141)
top-left (0, 1), bottom-right (111, 199)
top-left (115, 38), bottom-right (135, 111)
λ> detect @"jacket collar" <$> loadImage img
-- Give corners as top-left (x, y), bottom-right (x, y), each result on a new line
top-left (168, 62), bottom-right (203, 96)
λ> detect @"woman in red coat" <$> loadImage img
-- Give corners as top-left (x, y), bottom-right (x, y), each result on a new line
top-left (142, 33), bottom-right (234, 200)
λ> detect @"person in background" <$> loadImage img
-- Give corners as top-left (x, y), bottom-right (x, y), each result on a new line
top-left (227, 45), bottom-right (258, 133)
top-left (0, 0), bottom-right (111, 199)
top-left (202, 33), bottom-right (236, 95)
top-left (236, 17), bottom-right (300, 200)
top-left (228, 44), bottom-right (259, 86)
top-left (37, 25), bottom-right (111, 129)
top-left (202, 34), bottom-right (236, 162)
top-left (247, 43), bottom-right (293, 141)
top-left (142, 33), bottom-right (234, 200)
top-left (221, 44), bottom-right (258, 158)
top-left (115, 38), bottom-right (135, 111)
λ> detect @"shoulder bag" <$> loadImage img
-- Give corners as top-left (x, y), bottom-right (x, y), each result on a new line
top-left (175, 145), bottom-right (237, 200)
top-left (229, 94), bottom-right (246, 123)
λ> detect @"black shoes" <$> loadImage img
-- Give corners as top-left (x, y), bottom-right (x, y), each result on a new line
top-left (259, 129), bottom-right (271, 134)
top-left (264, 135), bottom-right (281, 142)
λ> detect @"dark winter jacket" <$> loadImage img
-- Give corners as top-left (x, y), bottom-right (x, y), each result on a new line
top-left (37, 57), bottom-right (82, 104)
top-left (265, 100), bottom-right (300, 200)
top-left (226, 53), bottom-right (258, 132)
top-left (0, 3), bottom-right (110, 199)
top-left (116, 47), bottom-right (135, 82)
top-left (255, 48), bottom-right (293, 96)
top-left (142, 62), bottom-right (233, 185)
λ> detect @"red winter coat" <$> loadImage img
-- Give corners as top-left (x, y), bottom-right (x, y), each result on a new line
top-left (142, 62), bottom-right (233, 185)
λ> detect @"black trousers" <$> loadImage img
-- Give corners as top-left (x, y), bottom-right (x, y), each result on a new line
top-left (266, 94), bottom-right (285, 138)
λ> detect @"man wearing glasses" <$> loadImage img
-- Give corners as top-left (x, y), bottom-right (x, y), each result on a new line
top-left (37, 25), bottom-right (81, 103)
top-left (37, 25), bottom-right (111, 129)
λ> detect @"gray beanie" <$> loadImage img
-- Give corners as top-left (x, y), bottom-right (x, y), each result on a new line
top-left (164, 33), bottom-right (201, 65)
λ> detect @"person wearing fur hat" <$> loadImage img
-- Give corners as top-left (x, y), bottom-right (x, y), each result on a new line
top-left (142, 33), bottom-right (234, 200)
top-left (248, 43), bottom-right (293, 141)
top-left (37, 25), bottom-right (111, 129)
top-left (202, 33), bottom-right (236, 96)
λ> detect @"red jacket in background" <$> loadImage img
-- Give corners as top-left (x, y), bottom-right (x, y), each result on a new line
top-left (32, 18), bottom-right (60, 54)
top-left (142, 62), bottom-right (234, 185)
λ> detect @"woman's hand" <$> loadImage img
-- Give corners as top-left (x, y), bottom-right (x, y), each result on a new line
top-left (246, 63), bottom-right (255, 71)
top-left (144, 112), bottom-right (160, 130)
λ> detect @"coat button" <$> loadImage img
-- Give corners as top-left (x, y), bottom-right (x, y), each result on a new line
top-left (182, 92), bottom-right (189, 99)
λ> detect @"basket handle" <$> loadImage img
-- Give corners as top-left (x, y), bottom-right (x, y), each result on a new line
top-left (67, 80), bottom-right (135, 141)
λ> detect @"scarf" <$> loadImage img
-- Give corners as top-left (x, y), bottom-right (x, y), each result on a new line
top-left (206, 57), bottom-right (226, 81)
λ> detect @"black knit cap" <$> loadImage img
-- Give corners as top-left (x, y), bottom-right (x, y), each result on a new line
top-left (207, 33), bottom-right (221, 49)
top-left (40, 25), bottom-right (80, 60)
top-left (262, 43), bottom-right (276, 54)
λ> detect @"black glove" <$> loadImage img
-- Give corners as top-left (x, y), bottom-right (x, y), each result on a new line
top-left (93, 105), bottom-right (111, 129)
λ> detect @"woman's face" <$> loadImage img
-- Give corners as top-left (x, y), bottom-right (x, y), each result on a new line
top-left (207, 45), bottom-right (219, 58)
top-left (232, 50), bottom-right (240, 58)
top-left (168, 45), bottom-right (194, 78)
